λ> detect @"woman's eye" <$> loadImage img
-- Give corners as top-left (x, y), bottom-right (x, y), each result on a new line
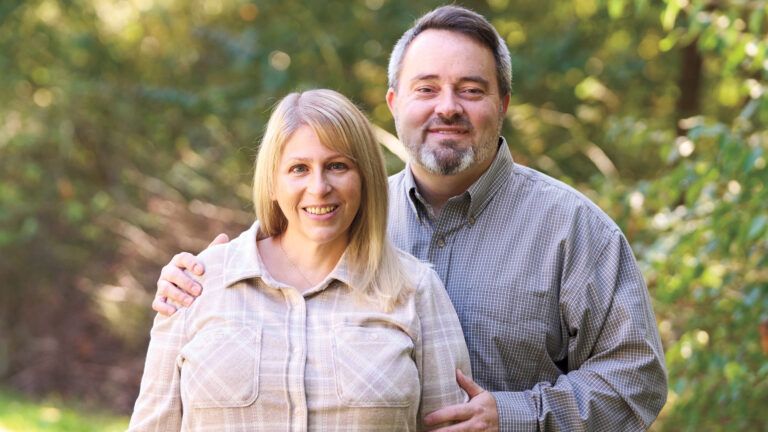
top-left (328, 162), bottom-right (348, 171)
top-left (289, 165), bottom-right (308, 174)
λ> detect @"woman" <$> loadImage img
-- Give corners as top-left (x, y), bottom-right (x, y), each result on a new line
top-left (129, 89), bottom-right (471, 431)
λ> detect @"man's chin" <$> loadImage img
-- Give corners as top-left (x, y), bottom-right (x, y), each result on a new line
top-left (420, 153), bottom-right (474, 176)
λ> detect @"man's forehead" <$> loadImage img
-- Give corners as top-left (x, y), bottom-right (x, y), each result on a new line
top-left (399, 30), bottom-right (497, 86)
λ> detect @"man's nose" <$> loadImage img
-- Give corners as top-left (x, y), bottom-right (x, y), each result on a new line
top-left (434, 90), bottom-right (464, 118)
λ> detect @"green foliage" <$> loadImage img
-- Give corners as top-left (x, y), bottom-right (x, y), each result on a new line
top-left (0, 387), bottom-right (128, 431)
top-left (592, 1), bottom-right (768, 429)
top-left (0, 0), bottom-right (766, 428)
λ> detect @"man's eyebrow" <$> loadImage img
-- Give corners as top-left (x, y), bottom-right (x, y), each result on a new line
top-left (458, 76), bottom-right (490, 87)
top-left (410, 74), bottom-right (439, 82)
top-left (409, 74), bottom-right (490, 87)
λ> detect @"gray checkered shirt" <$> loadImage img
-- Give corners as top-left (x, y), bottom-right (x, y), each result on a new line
top-left (387, 139), bottom-right (668, 431)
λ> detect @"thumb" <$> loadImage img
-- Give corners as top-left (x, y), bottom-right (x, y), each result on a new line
top-left (207, 233), bottom-right (230, 248)
top-left (456, 369), bottom-right (485, 398)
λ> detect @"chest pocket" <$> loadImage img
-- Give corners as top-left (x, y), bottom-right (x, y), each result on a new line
top-left (331, 325), bottom-right (419, 407)
top-left (180, 324), bottom-right (261, 409)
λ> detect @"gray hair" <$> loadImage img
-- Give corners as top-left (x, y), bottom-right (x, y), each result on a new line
top-left (387, 5), bottom-right (513, 97)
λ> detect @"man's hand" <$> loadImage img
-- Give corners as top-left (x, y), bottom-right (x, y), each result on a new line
top-left (424, 369), bottom-right (499, 432)
top-left (152, 233), bottom-right (230, 316)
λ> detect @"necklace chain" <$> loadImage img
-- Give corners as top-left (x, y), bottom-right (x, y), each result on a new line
top-left (278, 237), bottom-right (314, 287)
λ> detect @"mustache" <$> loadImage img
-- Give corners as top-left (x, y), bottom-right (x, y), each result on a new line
top-left (425, 115), bottom-right (473, 129)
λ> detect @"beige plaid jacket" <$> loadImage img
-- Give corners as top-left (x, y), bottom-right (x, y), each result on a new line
top-left (129, 223), bottom-right (471, 431)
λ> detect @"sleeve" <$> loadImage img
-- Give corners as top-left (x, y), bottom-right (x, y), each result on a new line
top-left (494, 230), bottom-right (668, 431)
top-left (414, 267), bottom-right (473, 429)
top-left (128, 309), bottom-right (188, 431)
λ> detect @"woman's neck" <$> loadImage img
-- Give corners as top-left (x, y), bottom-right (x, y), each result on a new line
top-left (258, 231), bottom-right (347, 291)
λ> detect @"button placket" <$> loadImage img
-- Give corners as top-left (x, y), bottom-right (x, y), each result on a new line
top-left (284, 290), bottom-right (307, 430)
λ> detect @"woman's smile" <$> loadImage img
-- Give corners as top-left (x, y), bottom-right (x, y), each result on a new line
top-left (304, 205), bottom-right (339, 216)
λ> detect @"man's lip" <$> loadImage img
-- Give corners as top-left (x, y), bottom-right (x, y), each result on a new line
top-left (427, 128), bottom-right (469, 133)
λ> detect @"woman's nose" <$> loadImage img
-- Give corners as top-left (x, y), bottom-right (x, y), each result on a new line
top-left (308, 171), bottom-right (332, 195)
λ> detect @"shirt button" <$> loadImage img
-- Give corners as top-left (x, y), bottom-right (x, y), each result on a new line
top-left (468, 215), bottom-right (476, 225)
top-left (436, 237), bottom-right (446, 248)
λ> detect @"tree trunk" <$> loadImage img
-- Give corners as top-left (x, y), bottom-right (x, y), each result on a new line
top-left (676, 38), bottom-right (703, 135)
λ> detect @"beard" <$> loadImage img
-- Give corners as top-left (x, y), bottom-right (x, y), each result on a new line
top-left (416, 139), bottom-right (476, 175)
top-left (397, 115), bottom-right (499, 176)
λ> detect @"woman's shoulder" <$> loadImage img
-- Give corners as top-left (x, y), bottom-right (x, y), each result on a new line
top-left (189, 243), bottom-right (229, 297)
top-left (392, 248), bottom-right (440, 291)
top-left (195, 223), bottom-right (260, 292)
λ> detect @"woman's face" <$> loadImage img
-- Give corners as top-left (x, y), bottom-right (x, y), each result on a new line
top-left (274, 125), bottom-right (362, 250)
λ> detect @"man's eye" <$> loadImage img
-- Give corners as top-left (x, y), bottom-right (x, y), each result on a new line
top-left (462, 88), bottom-right (484, 95)
top-left (415, 87), bottom-right (435, 94)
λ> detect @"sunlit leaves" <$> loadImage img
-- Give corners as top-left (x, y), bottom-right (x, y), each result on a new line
top-left (0, 0), bottom-right (765, 426)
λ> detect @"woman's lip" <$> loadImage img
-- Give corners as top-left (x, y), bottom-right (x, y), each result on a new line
top-left (302, 205), bottom-right (339, 217)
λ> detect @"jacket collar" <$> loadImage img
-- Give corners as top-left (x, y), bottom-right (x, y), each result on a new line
top-left (221, 222), bottom-right (353, 290)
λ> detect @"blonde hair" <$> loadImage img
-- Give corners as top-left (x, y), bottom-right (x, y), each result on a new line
top-left (253, 89), bottom-right (410, 310)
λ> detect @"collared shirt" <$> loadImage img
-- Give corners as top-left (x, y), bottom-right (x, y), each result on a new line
top-left (129, 223), bottom-right (471, 432)
top-left (388, 139), bottom-right (668, 431)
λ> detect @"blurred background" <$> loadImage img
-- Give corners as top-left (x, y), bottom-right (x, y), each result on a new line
top-left (0, 0), bottom-right (766, 430)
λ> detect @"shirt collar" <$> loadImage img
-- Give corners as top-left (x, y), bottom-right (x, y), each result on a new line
top-left (221, 222), bottom-right (265, 288)
top-left (325, 251), bottom-right (353, 287)
top-left (221, 221), bottom-right (354, 290)
top-left (466, 137), bottom-right (514, 218)
top-left (402, 164), bottom-right (425, 219)
top-left (404, 137), bottom-right (514, 220)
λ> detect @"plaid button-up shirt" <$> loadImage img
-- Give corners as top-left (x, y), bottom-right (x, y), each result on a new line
top-left (129, 223), bottom-right (471, 431)
top-left (388, 140), bottom-right (668, 431)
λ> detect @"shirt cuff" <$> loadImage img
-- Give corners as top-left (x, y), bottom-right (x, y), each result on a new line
top-left (493, 391), bottom-right (538, 432)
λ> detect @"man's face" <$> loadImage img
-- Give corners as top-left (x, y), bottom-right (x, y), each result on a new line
top-left (386, 29), bottom-right (509, 177)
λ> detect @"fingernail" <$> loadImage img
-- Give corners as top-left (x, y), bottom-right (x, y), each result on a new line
top-left (192, 284), bottom-right (202, 296)
top-left (193, 264), bottom-right (203, 275)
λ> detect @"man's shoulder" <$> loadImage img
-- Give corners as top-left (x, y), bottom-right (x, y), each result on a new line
top-left (509, 164), bottom-right (618, 231)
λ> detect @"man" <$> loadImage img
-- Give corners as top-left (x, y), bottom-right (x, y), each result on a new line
top-left (153, 6), bottom-right (667, 431)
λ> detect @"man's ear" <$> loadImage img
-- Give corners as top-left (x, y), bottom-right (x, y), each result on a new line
top-left (386, 88), bottom-right (397, 115)
top-left (500, 93), bottom-right (510, 114)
